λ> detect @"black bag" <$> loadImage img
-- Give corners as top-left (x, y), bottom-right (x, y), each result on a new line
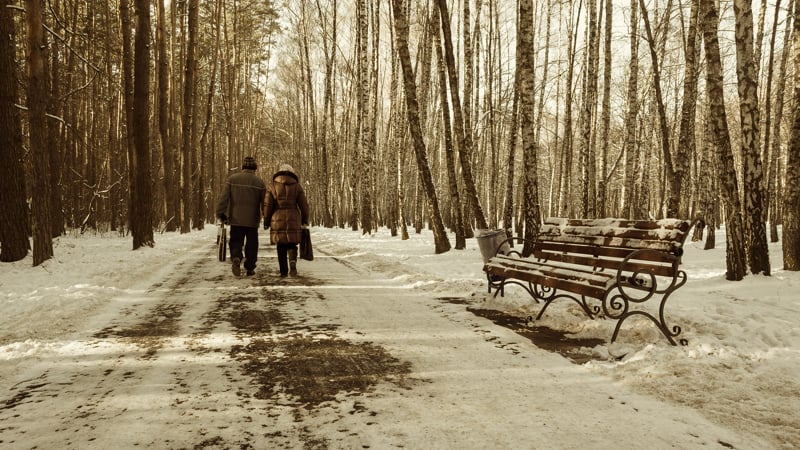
top-left (300, 228), bottom-right (314, 261)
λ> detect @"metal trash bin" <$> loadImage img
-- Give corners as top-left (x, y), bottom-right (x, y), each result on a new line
top-left (475, 229), bottom-right (511, 264)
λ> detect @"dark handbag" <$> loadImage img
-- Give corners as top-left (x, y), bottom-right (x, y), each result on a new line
top-left (300, 228), bottom-right (314, 261)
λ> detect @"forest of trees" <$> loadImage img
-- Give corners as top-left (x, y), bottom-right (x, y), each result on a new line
top-left (1, 0), bottom-right (799, 279)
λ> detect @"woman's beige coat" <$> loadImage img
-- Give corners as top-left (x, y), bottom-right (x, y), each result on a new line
top-left (263, 170), bottom-right (310, 244)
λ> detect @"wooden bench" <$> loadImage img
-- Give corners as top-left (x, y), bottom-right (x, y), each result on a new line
top-left (483, 218), bottom-right (694, 346)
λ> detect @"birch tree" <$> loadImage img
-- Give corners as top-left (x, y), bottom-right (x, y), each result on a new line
top-left (622, 0), bottom-right (640, 219)
top-left (357, 0), bottom-right (374, 233)
top-left (597, 0), bottom-right (613, 218)
top-left (700, 0), bottom-right (746, 280)
top-left (783, 0), bottom-right (800, 270)
top-left (731, 0), bottom-right (770, 275)
top-left (639, 0), bottom-right (679, 218)
top-left (431, 6), bottom-right (465, 249)
top-left (519, 0), bottom-right (542, 250)
top-left (676, 0), bottom-right (700, 219)
top-left (436, 0), bottom-right (488, 231)
top-left (391, 0), bottom-right (451, 254)
top-left (315, 0), bottom-right (337, 227)
top-left (558, 2), bottom-right (580, 217)
top-left (767, 0), bottom-right (793, 243)
top-left (579, 0), bottom-right (600, 218)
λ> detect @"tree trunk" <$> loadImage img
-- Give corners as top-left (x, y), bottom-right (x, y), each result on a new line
top-left (180, 0), bottom-right (198, 233)
top-left (130, 0), bottom-right (154, 249)
top-left (0, 0), bottom-right (30, 262)
top-left (597, 0), bottom-right (613, 218)
top-left (190, 0), bottom-right (204, 231)
top-left (315, 0), bottom-right (337, 228)
top-left (768, 0), bottom-right (793, 243)
top-left (579, 0), bottom-right (600, 218)
top-left (640, 0), bottom-right (678, 219)
top-left (676, 0), bottom-right (700, 219)
top-left (519, 0), bottom-right (542, 252)
top-left (47, 1), bottom-right (63, 238)
top-left (157, 0), bottom-right (178, 232)
top-left (783, 0), bottom-right (800, 270)
top-left (733, 0), bottom-right (770, 275)
top-left (433, 5), bottom-right (466, 250)
top-left (357, 0), bottom-right (374, 233)
top-left (700, 0), bottom-right (746, 280)
top-left (462, 0), bottom-right (475, 197)
top-left (504, 65), bottom-right (520, 242)
top-left (622, 0), bottom-right (640, 219)
top-left (699, 109), bottom-right (717, 250)
top-left (436, 0), bottom-right (488, 231)
top-left (26, 0), bottom-right (53, 266)
top-left (391, 0), bottom-right (451, 254)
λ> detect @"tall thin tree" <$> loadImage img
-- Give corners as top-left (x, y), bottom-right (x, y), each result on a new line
top-left (700, 0), bottom-right (747, 280)
top-left (129, 0), bottom-right (154, 249)
top-left (676, 0), bottom-right (700, 219)
top-left (783, 0), bottom-right (800, 270)
top-left (0, 0), bottom-right (30, 262)
top-left (597, 0), bottom-right (614, 218)
top-left (579, 0), bottom-right (600, 218)
top-left (519, 0), bottom-right (542, 252)
top-left (181, 0), bottom-right (199, 233)
top-left (767, 0), bottom-right (794, 243)
top-left (391, 0), bottom-right (451, 254)
top-left (436, 0), bottom-right (488, 231)
top-left (157, 0), bottom-right (178, 231)
top-left (26, 0), bottom-right (53, 266)
top-left (732, 0), bottom-right (770, 275)
top-left (622, 0), bottom-right (640, 219)
top-left (639, 0), bottom-right (679, 218)
top-left (433, 4), bottom-right (466, 249)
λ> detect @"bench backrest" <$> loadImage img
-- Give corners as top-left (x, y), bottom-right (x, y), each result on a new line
top-left (534, 218), bottom-right (693, 277)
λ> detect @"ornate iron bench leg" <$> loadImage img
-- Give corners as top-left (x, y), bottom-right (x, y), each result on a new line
top-left (536, 292), bottom-right (598, 321)
top-left (487, 273), bottom-right (505, 297)
top-left (606, 271), bottom-right (688, 346)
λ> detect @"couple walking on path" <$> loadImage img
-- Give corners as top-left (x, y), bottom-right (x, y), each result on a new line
top-left (215, 157), bottom-right (311, 277)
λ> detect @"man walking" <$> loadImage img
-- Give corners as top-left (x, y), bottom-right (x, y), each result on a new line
top-left (216, 156), bottom-right (266, 276)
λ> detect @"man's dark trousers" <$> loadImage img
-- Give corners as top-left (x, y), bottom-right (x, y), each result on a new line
top-left (229, 226), bottom-right (259, 271)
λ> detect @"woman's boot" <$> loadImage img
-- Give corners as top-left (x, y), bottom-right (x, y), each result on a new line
top-left (288, 248), bottom-right (298, 275)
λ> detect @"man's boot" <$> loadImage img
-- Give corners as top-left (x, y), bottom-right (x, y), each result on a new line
top-left (288, 248), bottom-right (298, 275)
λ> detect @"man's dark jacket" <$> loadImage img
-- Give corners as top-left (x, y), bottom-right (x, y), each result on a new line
top-left (216, 169), bottom-right (267, 228)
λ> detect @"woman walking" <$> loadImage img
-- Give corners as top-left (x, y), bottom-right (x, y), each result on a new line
top-left (263, 164), bottom-right (310, 277)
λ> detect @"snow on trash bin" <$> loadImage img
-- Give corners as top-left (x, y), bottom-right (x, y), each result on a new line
top-left (475, 229), bottom-right (511, 264)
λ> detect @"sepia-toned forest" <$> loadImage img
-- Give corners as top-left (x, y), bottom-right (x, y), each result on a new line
top-left (0, 0), bottom-right (799, 278)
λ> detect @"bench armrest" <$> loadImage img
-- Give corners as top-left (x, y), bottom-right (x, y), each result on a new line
top-left (493, 235), bottom-right (538, 258)
top-left (615, 248), bottom-right (684, 299)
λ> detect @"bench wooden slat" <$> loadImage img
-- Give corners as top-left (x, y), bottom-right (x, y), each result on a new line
top-left (539, 217), bottom-right (692, 255)
top-left (531, 250), bottom-right (678, 278)
top-left (537, 230), bottom-right (685, 253)
top-left (545, 217), bottom-right (692, 231)
top-left (486, 258), bottom-right (610, 299)
top-left (535, 241), bottom-right (677, 262)
top-left (487, 255), bottom-right (614, 287)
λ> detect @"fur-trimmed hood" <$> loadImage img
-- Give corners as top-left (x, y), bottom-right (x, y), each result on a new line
top-left (273, 171), bottom-right (299, 183)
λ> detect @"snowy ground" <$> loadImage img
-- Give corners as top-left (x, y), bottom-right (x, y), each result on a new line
top-left (0, 224), bottom-right (797, 449)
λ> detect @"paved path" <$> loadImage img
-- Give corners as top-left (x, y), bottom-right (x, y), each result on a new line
top-left (0, 235), bottom-right (767, 449)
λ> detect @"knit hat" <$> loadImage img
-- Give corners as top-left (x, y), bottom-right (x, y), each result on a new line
top-left (278, 163), bottom-right (294, 173)
top-left (242, 156), bottom-right (257, 170)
